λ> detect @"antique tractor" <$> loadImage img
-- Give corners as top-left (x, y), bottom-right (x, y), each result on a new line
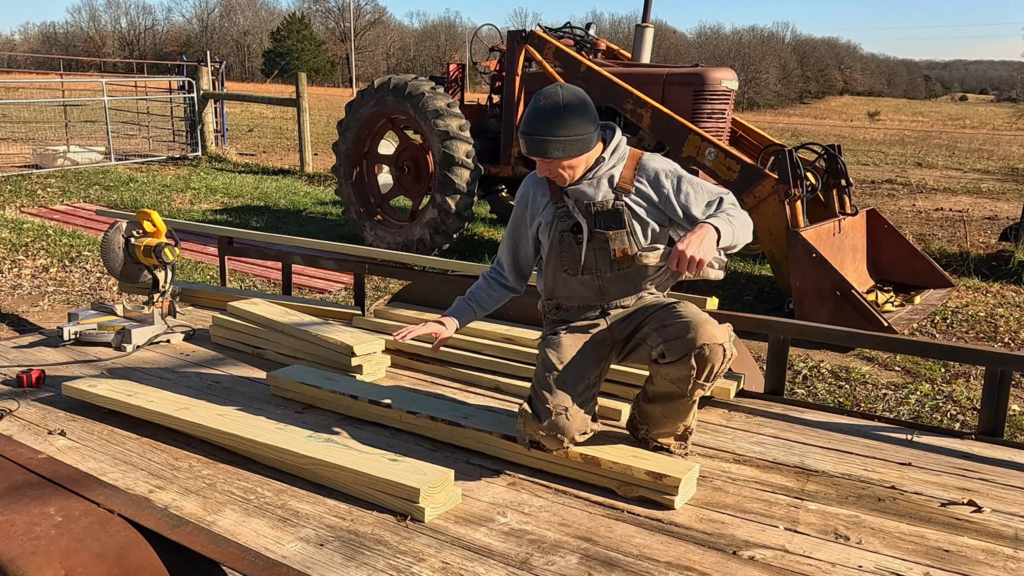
top-left (331, 19), bottom-right (954, 333)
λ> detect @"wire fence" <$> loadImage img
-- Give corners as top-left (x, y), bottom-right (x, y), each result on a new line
top-left (0, 77), bottom-right (201, 175)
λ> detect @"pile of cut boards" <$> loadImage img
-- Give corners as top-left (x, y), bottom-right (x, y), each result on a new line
top-left (210, 299), bottom-right (391, 381)
top-left (352, 302), bottom-right (743, 425)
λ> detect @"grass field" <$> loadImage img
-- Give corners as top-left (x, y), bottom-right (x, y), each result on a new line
top-left (2, 81), bottom-right (1022, 439)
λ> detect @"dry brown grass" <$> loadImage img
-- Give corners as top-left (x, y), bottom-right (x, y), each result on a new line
top-left (743, 96), bottom-right (1024, 176)
top-left (218, 81), bottom-right (353, 171)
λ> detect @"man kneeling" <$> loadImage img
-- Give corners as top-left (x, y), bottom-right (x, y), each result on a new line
top-left (395, 83), bottom-right (753, 457)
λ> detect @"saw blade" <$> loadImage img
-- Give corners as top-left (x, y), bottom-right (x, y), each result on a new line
top-left (100, 220), bottom-right (152, 285)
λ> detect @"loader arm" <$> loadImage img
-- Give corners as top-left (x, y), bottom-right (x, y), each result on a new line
top-left (525, 29), bottom-right (798, 293)
top-left (519, 29), bottom-right (955, 334)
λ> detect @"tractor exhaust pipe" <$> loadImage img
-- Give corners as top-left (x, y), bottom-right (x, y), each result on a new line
top-left (632, 0), bottom-right (655, 63)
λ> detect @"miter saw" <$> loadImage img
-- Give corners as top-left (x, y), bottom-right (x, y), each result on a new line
top-left (58, 209), bottom-right (188, 352)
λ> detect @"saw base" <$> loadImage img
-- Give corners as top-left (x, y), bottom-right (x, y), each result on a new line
top-left (59, 304), bottom-right (184, 353)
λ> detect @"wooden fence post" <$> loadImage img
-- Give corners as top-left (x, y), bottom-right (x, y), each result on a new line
top-left (197, 63), bottom-right (216, 154)
top-left (295, 72), bottom-right (312, 173)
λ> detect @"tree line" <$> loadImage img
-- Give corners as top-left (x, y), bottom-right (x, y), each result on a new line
top-left (2, 1), bottom-right (1021, 110)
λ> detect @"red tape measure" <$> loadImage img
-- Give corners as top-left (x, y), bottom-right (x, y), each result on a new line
top-left (16, 369), bottom-right (45, 388)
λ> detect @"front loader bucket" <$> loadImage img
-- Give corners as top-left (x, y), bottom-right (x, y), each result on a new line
top-left (788, 209), bottom-right (956, 334)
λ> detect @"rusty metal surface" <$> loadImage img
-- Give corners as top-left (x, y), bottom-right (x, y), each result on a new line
top-left (0, 433), bottom-right (308, 576)
top-left (788, 209), bottom-right (955, 332)
top-left (0, 455), bottom-right (171, 576)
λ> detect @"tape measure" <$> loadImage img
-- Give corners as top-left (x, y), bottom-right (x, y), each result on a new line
top-left (16, 369), bottom-right (45, 388)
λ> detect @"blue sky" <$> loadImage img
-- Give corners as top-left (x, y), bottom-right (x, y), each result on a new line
top-left (4, 0), bottom-right (1022, 60)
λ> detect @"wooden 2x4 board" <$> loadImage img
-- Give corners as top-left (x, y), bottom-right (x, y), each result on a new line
top-left (62, 377), bottom-right (461, 522)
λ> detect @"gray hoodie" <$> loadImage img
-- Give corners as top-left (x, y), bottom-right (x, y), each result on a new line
top-left (444, 123), bottom-right (754, 328)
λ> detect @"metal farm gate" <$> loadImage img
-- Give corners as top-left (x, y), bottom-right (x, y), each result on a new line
top-left (0, 77), bottom-right (201, 175)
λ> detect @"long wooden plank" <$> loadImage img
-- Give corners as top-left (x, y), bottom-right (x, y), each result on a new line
top-left (119, 281), bottom-right (360, 322)
top-left (209, 333), bottom-right (385, 382)
top-left (98, 208), bottom-right (503, 276)
top-left (61, 377), bottom-right (460, 522)
top-left (212, 315), bottom-right (390, 371)
top-left (228, 299), bottom-right (383, 356)
top-left (272, 383), bottom-right (691, 509)
top-left (388, 353), bottom-right (630, 424)
top-left (102, 208), bottom-right (714, 309)
top-left (202, 90), bottom-right (297, 107)
top-left (267, 366), bottom-right (698, 495)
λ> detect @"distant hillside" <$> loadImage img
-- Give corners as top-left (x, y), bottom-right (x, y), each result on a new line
top-left (919, 60), bottom-right (1024, 97)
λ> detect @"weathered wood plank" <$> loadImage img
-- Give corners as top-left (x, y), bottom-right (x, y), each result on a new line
top-left (488, 471), bottom-right (966, 576)
top-left (1, 339), bottom-right (771, 576)
top-left (119, 281), bottom-right (360, 321)
top-left (693, 419), bottom-right (1024, 519)
top-left (0, 404), bottom-right (522, 576)
top-left (705, 398), bottom-right (1024, 489)
top-left (98, 208), bottom-right (507, 276)
top-left (63, 377), bottom-right (459, 521)
top-left (690, 474), bottom-right (1024, 576)
top-left (228, 299), bottom-right (383, 356)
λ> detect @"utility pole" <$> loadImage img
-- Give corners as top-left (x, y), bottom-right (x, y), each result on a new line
top-left (349, 0), bottom-right (357, 96)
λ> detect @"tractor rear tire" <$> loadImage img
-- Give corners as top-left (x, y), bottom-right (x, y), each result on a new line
top-left (332, 74), bottom-right (479, 254)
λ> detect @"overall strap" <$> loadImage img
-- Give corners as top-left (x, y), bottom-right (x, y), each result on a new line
top-left (614, 147), bottom-right (644, 196)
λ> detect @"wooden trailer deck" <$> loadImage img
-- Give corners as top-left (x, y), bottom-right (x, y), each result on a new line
top-left (1, 307), bottom-right (1022, 576)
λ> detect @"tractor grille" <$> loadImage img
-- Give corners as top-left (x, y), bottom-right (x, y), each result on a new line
top-left (691, 89), bottom-right (735, 145)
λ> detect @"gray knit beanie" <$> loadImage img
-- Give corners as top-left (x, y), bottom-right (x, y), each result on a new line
top-left (518, 83), bottom-right (601, 159)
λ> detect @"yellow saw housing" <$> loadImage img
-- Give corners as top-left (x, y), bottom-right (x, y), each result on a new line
top-left (130, 209), bottom-right (180, 268)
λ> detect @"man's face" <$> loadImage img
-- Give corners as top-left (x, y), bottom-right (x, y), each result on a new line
top-left (532, 152), bottom-right (594, 187)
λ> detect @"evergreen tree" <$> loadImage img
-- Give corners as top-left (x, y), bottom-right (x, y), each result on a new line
top-left (261, 12), bottom-right (338, 84)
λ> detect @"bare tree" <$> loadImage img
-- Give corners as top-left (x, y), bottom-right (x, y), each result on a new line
top-left (297, 0), bottom-right (391, 86)
top-left (505, 7), bottom-right (542, 31)
top-left (391, 10), bottom-right (473, 79)
top-left (16, 20), bottom-right (83, 56)
top-left (220, 0), bottom-right (283, 82)
top-left (166, 0), bottom-right (225, 57)
top-left (66, 0), bottom-right (113, 57)
top-left (106, 0), bottom-right (164, 59)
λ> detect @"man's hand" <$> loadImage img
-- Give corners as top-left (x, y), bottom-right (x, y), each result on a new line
top-left (393, 316), bottom-right (459, 353)
top-left (668, 222), bottom-right (720, 275)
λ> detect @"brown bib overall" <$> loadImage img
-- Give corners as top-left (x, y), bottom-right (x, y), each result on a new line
top-left (517, 148), bottom-right (738, 456)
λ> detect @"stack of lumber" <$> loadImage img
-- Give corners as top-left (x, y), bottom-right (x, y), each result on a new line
top-left (355, 303), bottom-right (743, 408)
top-left (210, 299), bottom-right (390, 381)
top-left (63, 377), bottom-right (461, 522)
top-left (119, 281), bottom-right (360, 321)
top-left (268, 365), bottom-right (699, 509)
